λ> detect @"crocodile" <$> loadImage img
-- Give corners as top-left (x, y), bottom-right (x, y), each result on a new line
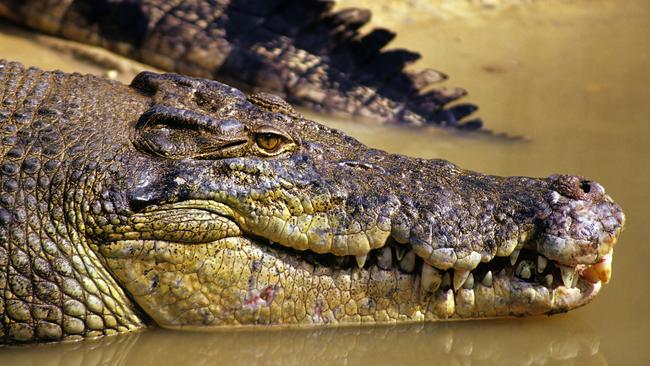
top-left (0, 60), bottom-right (624, 343)
top-left (0, 0), bottom-right (483, 130)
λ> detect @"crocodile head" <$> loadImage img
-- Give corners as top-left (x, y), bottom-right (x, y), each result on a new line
top-left (86, 72), bottom-right (624, 328)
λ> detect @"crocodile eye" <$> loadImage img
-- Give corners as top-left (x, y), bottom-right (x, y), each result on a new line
top-left (256, 133), bottom-right (281, 151)
top-left (251, 126), bottom-right (295, 156)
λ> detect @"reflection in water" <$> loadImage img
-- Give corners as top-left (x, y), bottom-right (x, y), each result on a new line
top-left (0, 334), bottom-right (138, 366)
top-left (1, 317), bottom-right (604, 366)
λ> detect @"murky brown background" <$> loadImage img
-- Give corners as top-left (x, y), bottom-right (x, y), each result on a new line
top-left (1, 0), bottom-right (649, 364)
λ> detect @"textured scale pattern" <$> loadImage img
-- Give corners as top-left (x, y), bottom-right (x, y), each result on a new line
top-left (0, 61), bottom-right (142, 343)
top-left (0, 0), bottom-right (482, 129)
top-left (0, 60), bottom-right (624, 343)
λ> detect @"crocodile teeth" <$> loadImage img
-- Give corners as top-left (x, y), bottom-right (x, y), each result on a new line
top-left (537, 256), bottom-right (548, 273)
top-left (581, 255), bottom-right (613, 284)
top-left (453, 269), bottom-right (471, 291)
top-left (515, 260), bottom-right (533, 279)
top-left (355, 254), bottom-right (367, 269)
top-left (481, 271), bottom-right (493, 287)
top-left (560, 265), bottom-right (576, 288)
top-left (509, 249), bottom-right (520, 266)
top-left (462, 273), bottom-right (475, 289)
top-left (399, 250), bottom-right (416, 273)
top-left (376, 247), bottom-right (392, 270)
top-left (421, 264), bottom-right (442, 292)
top-left (592, 255), bottom-right (612, 283)
top-left (544, 274), bottom-right (554, 287)
top-left (394, 247), bottom-right (406, 261)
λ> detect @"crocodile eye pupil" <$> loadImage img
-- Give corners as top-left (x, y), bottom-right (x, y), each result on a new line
top-left (257, 133), bottom-right (281, 151)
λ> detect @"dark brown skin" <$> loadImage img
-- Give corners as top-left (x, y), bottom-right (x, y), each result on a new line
top-left (0, 60), bottom-right (624, 343)
top-left (0, 0), bottom-right (482, 130)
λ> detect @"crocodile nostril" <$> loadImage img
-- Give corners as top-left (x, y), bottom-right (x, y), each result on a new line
top-left (549, 175), bottom-right (604, 200)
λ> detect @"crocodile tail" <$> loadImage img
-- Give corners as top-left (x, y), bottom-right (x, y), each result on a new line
top-left (0, 0), bottom-right (482, 129)
top-left (294, 5), bottom-right (482, 129)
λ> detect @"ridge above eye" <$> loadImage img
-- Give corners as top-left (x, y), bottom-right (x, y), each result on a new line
top-left (136, 105), bottom-right (244, 135)
top-left (133, 106), bottom-right (251, 159)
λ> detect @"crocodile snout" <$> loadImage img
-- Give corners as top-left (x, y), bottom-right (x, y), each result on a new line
top-left (536, 175), bottom-right (625, 268)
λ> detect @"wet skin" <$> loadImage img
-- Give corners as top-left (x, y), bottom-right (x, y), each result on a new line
top-left (0, 60), bottom-right (624, 343)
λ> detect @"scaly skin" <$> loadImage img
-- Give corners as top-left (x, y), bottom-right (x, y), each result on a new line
top-left (0, 0), bottom-right (482, 129)
top-left (0, 60), bottom-right (624, 343)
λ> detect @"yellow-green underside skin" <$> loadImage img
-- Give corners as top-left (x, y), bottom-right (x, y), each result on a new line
top-left (1, 232), bottom-right (143, 342)
top-left (100, 235), bottom-right (598, 328)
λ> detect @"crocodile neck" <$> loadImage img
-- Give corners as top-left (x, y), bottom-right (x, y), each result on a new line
top-left (0, 61), bottom-right (142, 342)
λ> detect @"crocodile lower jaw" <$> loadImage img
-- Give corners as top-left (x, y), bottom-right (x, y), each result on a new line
top-left (97, 229), bottom-right (608, 328)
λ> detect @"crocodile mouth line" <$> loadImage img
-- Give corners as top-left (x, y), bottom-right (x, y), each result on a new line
top-left (256, 234), bottom-right (611, 295)
top-left (121, 200), bottom-right (614, 301)
top-left (94, 197), bottom-right (619, 327)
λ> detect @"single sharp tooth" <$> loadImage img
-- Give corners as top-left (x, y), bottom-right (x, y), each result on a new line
top-left (509, 249), bottom-right (520, 266)
top-left (421, 264), bottom-right (442, 292)
top-left (515, 260), bottom-right (533, 279)
top-left (376, 247), bottom-right (393, 270)
top-left (593, 255), bottom-right (612, 284)
top-left (560, 265), bottom-right (576, 288)
top-left (462, 272), bottom-right (474, 289)
top-left (355, 254), bottom-right (367, 269)
top-left (481, 271), bottom-right (493, 287)
top-left (453, 269), bottom-right (470, 291)
top-left (442, 272), bottom-right (451, 288)
top-left (399, 250), bottom-right (416, 273)
top-left (544, 274), bottom-right (553, 287)
top-left (537, 256), bottom-right (548, 273)
top-left (580, 266), bottom-right (600, 284)
top-left (394, 247), bottom-right (406, 261)
top-left (581, 255), bottom-right (613, 284)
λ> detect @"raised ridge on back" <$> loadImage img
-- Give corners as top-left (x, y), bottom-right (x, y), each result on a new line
top-left (0, 0), bottom-right (482, 130)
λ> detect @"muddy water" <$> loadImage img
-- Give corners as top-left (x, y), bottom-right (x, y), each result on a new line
top-left (1, 0), bottom-right (649, 364)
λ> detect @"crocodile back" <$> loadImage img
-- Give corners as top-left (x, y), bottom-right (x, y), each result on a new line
top-left (0, 0), bottom-right (481, 129)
